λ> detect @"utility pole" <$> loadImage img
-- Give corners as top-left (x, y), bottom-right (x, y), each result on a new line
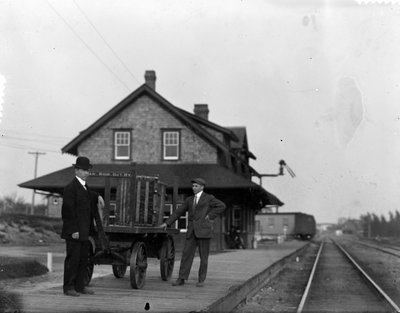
top-left (28, 151), bottom-right (46, 215)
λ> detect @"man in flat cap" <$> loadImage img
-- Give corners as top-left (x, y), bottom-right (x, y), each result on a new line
top-left (160, 178), bottom-right (225, 287)
top-left (61, 156), bottom-right (103, 296)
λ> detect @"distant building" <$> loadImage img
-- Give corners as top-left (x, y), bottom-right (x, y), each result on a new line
top-left (341, 219), bottom-right (362, 235)
top-left (317, 223), bottom-right (336, 232)
top-left (46, 195), bottom-right (62, 218)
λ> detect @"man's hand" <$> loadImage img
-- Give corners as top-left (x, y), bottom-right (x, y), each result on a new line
top-left (72, 232), bottom-right (79, 240)
top-left (159, 223), bottom-right (167, 230)
top-left (97, 195), bottom-right (105, 210)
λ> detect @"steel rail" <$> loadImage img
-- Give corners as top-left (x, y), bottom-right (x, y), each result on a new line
top-left (333, 239), bottom-right (400, 313)
top-left (347, 238), bottom-right (400, 258)
top-left (296, 240), bottom-right (324, 313)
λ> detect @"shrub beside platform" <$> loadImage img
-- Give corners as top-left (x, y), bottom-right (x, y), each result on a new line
top-left (0, 256), bottom-right (48, 280)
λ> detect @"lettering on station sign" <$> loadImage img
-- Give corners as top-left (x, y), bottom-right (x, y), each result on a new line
top-left (89, 171), bottom-right (132, 177)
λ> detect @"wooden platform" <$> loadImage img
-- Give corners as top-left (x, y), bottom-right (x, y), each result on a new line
top-left (14, 241), bottom-right (308, 312)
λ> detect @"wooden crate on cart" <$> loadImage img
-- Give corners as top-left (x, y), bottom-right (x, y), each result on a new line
top-left (86, 164), bottom-right (178, 289)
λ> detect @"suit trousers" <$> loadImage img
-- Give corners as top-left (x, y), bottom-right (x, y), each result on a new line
top-left (178, 234), bottom-right (210, 282)
top-left (63, 239), bottom-right (90, 293)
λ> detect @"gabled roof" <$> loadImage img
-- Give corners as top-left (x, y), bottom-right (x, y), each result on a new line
top-left (228, 127), bottom-right (246, 149)
top-left (18, 163), bottom-right (283, 207)
top-left (62, 84), bottom-right (234, 156)
top-left (176, 107), bottom-right (239, 143)
top-left (227, 127), bottom-right (256, 160)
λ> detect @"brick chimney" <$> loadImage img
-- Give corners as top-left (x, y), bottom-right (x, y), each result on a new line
top-left (194, 104), bottom-right (209, 120)
top-left (144, 70), bottom-right (156, 90)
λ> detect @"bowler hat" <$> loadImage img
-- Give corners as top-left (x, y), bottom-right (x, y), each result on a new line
top-left (73, 156), bottom-right (92, 170)
top-left (191, 178), bottom-right (206, 186)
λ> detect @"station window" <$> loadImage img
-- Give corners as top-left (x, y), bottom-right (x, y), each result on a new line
top-left (162, 130), bottom-right (180, 160)
top-left (255, 220), bottom-right (261, 232)
top-left (108, 188), bottom-right (117, 224)
top-left (114, 130), bottom-right (131, 160)
top-left (283, 217), bottom-right (289, 227)
top-left (233, 205), bottom-right (241, 227)
top-left (108, 203), bottom-right (117, 225)
top-left (268, 217), bottom-right (275, 229)
top-left (164, 203), bottom-right (187, 232)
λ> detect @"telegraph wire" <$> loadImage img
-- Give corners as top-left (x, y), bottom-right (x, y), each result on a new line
top-left (0, 142), bottom-right (73, 166)
top-left (1, 128), bottom-right (70, 140)
top-left (45, 0), bottom-right (132, 92)
top-left (2, 135), bottom-right (65, 144)
top-left (72, 0), bottom-right (140, 85)
top-left (0, 142), bottom-right (62, 154)
top-left (0, 130), bottom-right (68, 152)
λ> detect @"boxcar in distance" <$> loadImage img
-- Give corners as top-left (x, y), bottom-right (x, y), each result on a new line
top-left (255, 212), bottom-right (316, 241)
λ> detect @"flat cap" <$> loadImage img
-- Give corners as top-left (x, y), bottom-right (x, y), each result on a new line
top-left (191, 178), bottom-right (206, 186)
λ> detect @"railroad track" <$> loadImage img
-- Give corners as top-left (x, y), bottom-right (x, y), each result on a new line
top-left (296, 238), bottom-right (400, 313)
top-left (343, 237), bottom-right (400, 258)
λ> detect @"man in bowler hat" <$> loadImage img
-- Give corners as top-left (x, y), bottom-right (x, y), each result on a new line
top-left (61, 156), bottom-right (103, 296)
top-left (160, 178), bottom-right (225, 287)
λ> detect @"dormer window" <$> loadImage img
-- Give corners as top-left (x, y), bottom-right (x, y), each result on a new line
top-left (114, 130), bottom-right (131, 160)
top-left (162, 129), bottom-right (180, 160)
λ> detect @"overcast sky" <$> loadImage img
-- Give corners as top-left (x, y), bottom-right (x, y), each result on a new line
top-left (1, 0), bottom-right (400, 224)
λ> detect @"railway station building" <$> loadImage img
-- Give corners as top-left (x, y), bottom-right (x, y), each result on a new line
top-left (19, 70), bottom-right (283, 251)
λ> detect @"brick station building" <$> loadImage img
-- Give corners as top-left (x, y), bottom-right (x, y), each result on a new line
top-left (19, 71), bottom-right (283, 251)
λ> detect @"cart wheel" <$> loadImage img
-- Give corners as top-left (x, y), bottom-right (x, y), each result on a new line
top-left (84, 236), bottom-right (95, 286)
top-left (130, 242), bottom-right (147, 289)
top-left (112, 264), bottom-right (127, 278)
top-left (160, 235), bottom-right (175, 281)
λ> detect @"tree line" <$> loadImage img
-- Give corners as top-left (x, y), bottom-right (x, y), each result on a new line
top-left (360, 211), bottom-right (400, 238)
top-left (0, 193), bottom-right (47, 216)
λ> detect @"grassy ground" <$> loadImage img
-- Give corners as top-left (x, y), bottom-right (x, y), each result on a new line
top-left (0, 213), bottom-right (61, 280)
top-left (0, 253), bottom-right (48, 312)
top-left (0, 290), bottom-right (23, 313)
top-left (0, 213), bottom-right (63, 245)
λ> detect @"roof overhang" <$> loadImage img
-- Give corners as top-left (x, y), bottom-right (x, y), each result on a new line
top-left (18, 164), bottom-right (283, 206)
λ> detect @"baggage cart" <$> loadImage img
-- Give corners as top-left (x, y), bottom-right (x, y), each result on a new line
top-left (85, 164), bottom-right (178, 289)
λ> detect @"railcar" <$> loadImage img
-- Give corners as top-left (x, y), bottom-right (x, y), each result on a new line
top-left (255, 212), bottom-right (316, 240)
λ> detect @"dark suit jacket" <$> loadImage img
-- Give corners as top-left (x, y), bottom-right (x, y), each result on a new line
top-left (61, 177), bottom-right (101, 241)
top-left (165, 192), bottom-right (226, 239)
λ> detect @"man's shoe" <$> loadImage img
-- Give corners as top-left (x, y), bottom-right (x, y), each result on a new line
top-left (172, 278), bottom-right (185, 286)
top-left (64, 290), bottom-right (80, 297)
top-left (196, 281), bottom-right (205, 287)
top-left (78, 287), bottom-right (95, 295)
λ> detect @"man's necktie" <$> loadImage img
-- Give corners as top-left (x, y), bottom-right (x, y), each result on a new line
top-left (193, 195), bottom-right (197, 207)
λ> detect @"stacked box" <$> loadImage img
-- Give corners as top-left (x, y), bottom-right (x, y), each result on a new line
top-left (134, 176), bottom-right (166, 226)
top-left (93, 170), bottom-right (167, 228)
